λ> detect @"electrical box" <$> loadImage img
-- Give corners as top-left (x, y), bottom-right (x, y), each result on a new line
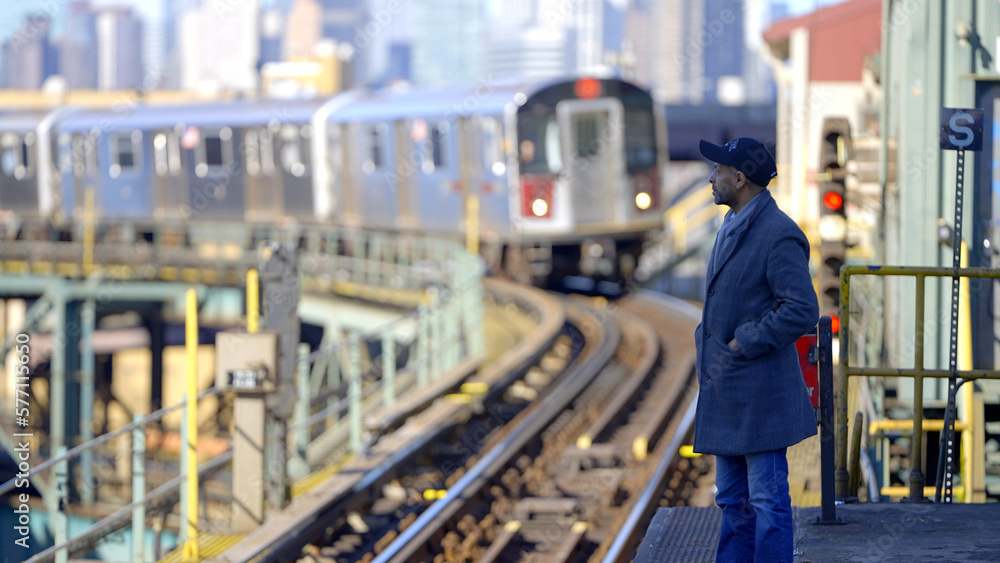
top-left (215, 331), bottom-right (279, 393)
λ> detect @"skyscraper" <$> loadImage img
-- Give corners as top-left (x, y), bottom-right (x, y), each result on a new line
top-left (625, 0), bottom-right (774, 105)
top-left (485, 25), bottom-right (569, 80)
top-left (95, 6), bottom-right (145, 90)
top-left (285, 0), bottom-right (323, 58)
top-left (61, 1), bottom-right (97, 89)
top-left (179, 0), bottom-right (260, 92)
top-left (313, 0), bottom-right (381, 86)
top-left (483, 0), bottom-right (567, 80)
top-left (135, 0), bottom-right (170, 89)
top-left (702, 0), bottom-right (745, 104)
top-left (572, 0), bottom-right (603, 73)
top-left (2, 13), bottom-right (58, 89)
top-left (411, 0), bottom-right (482, 85)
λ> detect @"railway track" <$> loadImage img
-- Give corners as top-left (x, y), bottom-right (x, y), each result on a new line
top-left (255, 290), bottom-right (710, 563)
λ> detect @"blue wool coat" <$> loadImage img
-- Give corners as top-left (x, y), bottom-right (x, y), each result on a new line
top-left (693, 190), bottom-right (818, 456)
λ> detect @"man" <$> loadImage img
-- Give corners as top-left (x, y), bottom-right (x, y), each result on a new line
top-left (693, 137), bottom-right (818, 562)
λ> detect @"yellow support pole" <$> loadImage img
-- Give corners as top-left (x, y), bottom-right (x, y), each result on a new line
top-left (466, 194), bottom-right (479, 256)
top-left (83, 187), bottom-right (95, 274)
top-left (183, 288), bottom-right (199, 561)
top-left (959, 242), bottom-right (975, 502)
top-left (247, 269), bottom-right (259, 334)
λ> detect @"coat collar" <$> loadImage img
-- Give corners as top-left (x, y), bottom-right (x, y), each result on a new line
top-left (708, 190), bottom-right (774, 285)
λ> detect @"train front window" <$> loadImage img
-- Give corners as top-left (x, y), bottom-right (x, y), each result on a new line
top-left (624, 109), bottom-right (656, 172)
top-left (517, 113), bottom-right (562, 175)
top-left (575, 115), bottom-right (600, 157)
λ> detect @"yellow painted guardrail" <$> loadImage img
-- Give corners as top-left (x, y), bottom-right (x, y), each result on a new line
top-left (837, 255), bottom-right (995, 503)
top-left (662, 184), bottom-right (726, 256)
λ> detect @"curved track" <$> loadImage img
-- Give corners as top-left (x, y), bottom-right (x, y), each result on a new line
top-left (257, 289), bottom-right (711, 563)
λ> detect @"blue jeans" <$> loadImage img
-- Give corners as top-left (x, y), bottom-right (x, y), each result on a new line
top-left (715, 449), bottom-right (793, 563)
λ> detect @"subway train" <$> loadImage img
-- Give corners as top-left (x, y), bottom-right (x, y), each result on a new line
top-left (0, 77), bottom-right (668, 291)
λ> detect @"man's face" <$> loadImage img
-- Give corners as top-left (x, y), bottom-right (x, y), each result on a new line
top-left (709, 163), bottom-right (740, 207)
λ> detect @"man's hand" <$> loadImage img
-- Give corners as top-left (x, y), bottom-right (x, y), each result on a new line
top-left (727, 339), bottom-right (741, 352)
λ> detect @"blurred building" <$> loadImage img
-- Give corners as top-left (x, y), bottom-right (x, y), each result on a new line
top-left (411, 0), bottom-right (482, 85)
top-left (285, 0), bottom-right (323, 58)
top-left (625, 0), bottom-right (696, 103)
top-left (703, 0), bottom-right (745, 104)
top-left (316, 0), bottom-right (376, 86)
top-left (486, 26), bottom-right (569, 80)
top-left (95, 6), bottom-right (145, 90)
top-left (743, 0), bottom-right (775, 104)
top-left (2, 14), bottom-right (58, 89)
top-left (763, 0), bottom-right (880, 224)
top-left (179, 0), bottom-right (260, 92)
top-left (134, 0), bottom-right (172, 89)
top-left (61, 2), bottom-right (98, 89)
top-left (260, 7), bottom-right (285, 66)
top-left (624, 0), bottom-right (774, 106)
top-left (571, 0), bottom-right (603, 73)
top-left (260, 0), bottom-right (350, 96)
top-left (261, 40), bottom-right (345, 96)
top-left (484, 0), bottom-right (569, 80)
top-left (385, 42), bottom-right (411, 83)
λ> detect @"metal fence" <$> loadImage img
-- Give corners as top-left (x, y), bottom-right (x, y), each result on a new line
top-left (0, 225), bottom-right (484, 562)
top-left (837, 264), bottom-right (1000, 503)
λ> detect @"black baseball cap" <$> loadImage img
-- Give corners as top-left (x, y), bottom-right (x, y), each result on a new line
top-left (699, 137), bottom-right (777, 188)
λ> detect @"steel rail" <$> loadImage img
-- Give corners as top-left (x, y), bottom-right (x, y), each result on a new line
top-left (371, 300), bottom-right (621, 563)
top-left (210, 280), bottom-right (563, 563)
top-left (601, 396), bottom-right (698, 563)
top-left (576, 307), bottom-right (660, 449)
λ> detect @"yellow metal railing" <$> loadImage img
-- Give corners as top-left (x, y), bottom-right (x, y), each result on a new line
top-left (662, 184), bottom-right (726, 256)
top-left (837, 262), bottom-right (998, 502)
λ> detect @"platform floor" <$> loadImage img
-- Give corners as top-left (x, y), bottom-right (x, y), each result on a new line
top-left (636, 503), bottom-right (1000, 562)
top-left (636, 430), bottom-right (1000, 562)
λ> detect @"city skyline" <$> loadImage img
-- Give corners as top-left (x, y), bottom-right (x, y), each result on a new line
top-left (0, 0), bottom-right (850, 102)
top-left (0, 0), bottom-right (846, 46)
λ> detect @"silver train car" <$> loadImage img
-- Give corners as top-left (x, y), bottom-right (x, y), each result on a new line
top-left (0, 109), bottom-right (65, 233)
top-left (0, 77), bottom-right (667, 290)
top-left (54, 98), bottom-right (325, 225)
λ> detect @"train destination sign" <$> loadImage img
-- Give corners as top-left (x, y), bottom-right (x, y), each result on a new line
top-left (940, 107), bottom-right (984, 151)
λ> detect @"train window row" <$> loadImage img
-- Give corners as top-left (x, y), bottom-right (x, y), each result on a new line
top-left (355, 118), bottom-right (504, 178)
top-left (64, 118), bottom-right (510, 182)
top-left (60, 125), bottom-right (320, 181)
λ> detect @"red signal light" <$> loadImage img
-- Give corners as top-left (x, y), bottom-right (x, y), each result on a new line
top-left (829, 315), bottom-right (840, 334)
top-left (574, 78), bottom-right (601, 99)
top-left (823, 191), bottom-right (844, 211)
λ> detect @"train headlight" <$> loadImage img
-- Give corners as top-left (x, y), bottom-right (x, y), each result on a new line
top-left (531, 198), bottom-right (548, 217)
top-left (635, 192), bottom-right (652, 210)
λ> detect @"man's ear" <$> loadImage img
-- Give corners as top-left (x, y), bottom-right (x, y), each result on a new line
top-left (734, 170), bottom-right (746, 189)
